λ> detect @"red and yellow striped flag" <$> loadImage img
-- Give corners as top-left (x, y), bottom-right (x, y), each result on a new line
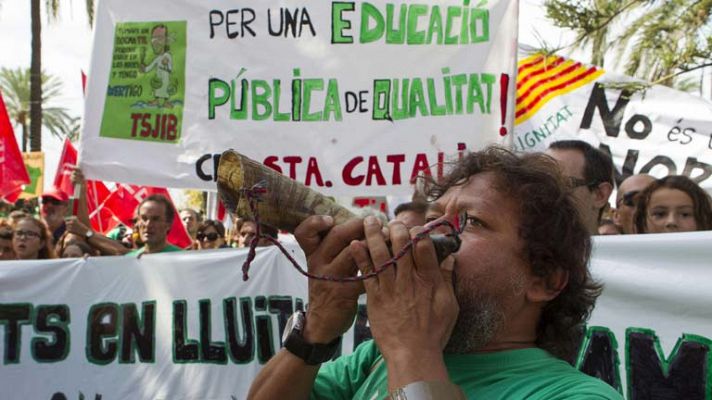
top-left (515, 54), bottom-right (604, 125)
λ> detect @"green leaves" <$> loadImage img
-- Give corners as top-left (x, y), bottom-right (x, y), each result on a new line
top-left (0, 67), bottom-right (78, 145)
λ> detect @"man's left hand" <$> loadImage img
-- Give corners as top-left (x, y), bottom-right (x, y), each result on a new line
top-left (350, 217), bottom-right (458, 388)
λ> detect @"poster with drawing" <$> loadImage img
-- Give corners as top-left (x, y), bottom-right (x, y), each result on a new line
top-left (79, 0), bottom-right (518, 196)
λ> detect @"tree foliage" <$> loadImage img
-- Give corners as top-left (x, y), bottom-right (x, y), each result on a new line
top-left (616, 0), bottom-right (712, 87)
top-left (543, 0), bottom-right (712, 91)
top-left (0, 67), bottom-right (76, 151)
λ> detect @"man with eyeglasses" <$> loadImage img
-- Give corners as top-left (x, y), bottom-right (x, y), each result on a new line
top-left (613, 174), bottom-right (655, 234)
top-left (40, 188), bottom-right (70, 244)
top-left (546, 140), bottom-right (614, 235)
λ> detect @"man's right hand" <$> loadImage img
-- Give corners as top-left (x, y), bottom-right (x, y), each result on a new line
top-left (294, 216), bottom-right (365, 344)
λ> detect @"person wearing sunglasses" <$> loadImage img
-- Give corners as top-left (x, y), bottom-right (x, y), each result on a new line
top-left (613, 174), bottom-right (655, 234)
top-left (40, 188), bottom-right (70, 245)
top-left (12, 217), bottom-right (57, 260)
top-left (547, 140), bottom-right (614, 235)
top-left (196, 220), bottom-right (229, 250)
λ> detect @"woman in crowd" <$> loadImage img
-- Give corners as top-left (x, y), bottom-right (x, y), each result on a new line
top-left (12, 217), bottom-right (57, 260)
top-left (633, 175), bottom-right (712, 233)
top-left (196, 220), bottom-right (229, 250)
top-left (60, 240), bottom-right (95, 258)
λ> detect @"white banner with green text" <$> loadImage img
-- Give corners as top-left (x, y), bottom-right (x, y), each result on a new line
top-left (80, 0), bottom-right (518, 196)
top-left (2, 233), bottom-right (712, 399)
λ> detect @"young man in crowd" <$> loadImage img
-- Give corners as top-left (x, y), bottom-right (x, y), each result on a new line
top-left (393, 201), bottom-right (428, 229)
top-left (238, 218), bottom-right (277, 247)
top-left (247, 147), bottom-right (621, 399)
top-left (547, 140), bottom-right (614, 235)
top-left (126, 194), bottom-right (182, 256)
top-left (614, 174), bottom-right (655, 234)
top-left (180, 208), bottom-right (201, 240)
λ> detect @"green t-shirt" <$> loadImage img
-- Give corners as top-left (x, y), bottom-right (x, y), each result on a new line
top-left (311, 340), bottom-right (622, 400)
top-left (125, 244), bottom-right (183, 256)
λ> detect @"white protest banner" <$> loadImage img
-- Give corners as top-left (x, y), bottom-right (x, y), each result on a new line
top-left (582, 231), bottom-right (712, 398)
top-left (79, 0), bottom-right (518, 196)
top-left (0, 245), bottom-right (312, 399)
top-left (513, 53), bottom-right (712, 191)
top-left (2, 233), bottom-right (711, 399)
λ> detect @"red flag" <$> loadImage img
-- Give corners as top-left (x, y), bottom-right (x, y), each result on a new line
top-left (102, 184), bottom-right (141, 227)
top-left (81, 70), bottom-right (87, 96)
top-left (51, 139), bottom-right (117, 233)
top-left (54, 139), bottom-right (119, 234)
top-left (53, 138), bottom-right (78, 196)
top-left (87, 181), bottom-right (119, 234)
top-left (0, 91), bottom-right (30, 199)
top-left (217, 199), bottom-right (226, 222)
top-left (1, 187), bottom-right (23, 204)
top-left (103, 184), bottom-right (192, 248)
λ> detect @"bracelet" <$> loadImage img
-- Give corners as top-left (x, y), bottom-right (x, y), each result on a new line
top-left (389, 381), bottom-right (466, 400)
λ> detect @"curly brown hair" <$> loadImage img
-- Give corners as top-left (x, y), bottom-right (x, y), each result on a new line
top-left (633, 175), bottom-right (712, 233)
top-left (424, 146), bottom-right (602, 361)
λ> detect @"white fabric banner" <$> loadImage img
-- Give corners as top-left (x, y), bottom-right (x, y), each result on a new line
top-left (512, 53), bottom-right (712, 192)
top-left (2, 233), bottom-right (712, 398)
top-left (79, 0), bottom-right (518, 196)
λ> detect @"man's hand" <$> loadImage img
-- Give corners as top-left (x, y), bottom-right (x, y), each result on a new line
top-left (350, 217), bottom-right (458, 389)
top-left (294, 216), bottom-right (365, 343)
top-left (70, 166), bottom-right (85, 186)
top-left (65, 216), bottom-right (91, 237)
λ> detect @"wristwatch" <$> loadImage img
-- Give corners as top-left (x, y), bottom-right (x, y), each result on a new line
top-left (85, 230), bottom-right (94, 240)
top-left (390, 381), bottom-right (466, 400)
top-left (281, 311), bottom-right (341, 365)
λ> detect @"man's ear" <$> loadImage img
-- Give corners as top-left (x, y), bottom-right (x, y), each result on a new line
top-left (526, 269), bottom-right (569, 303)
top-left (593, 182), bottom-right (614, 210)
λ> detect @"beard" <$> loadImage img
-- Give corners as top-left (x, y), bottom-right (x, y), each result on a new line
top-left (443, 290), bottom-right (505, 354)
top-left (443, 269), bottom-right (525, 354)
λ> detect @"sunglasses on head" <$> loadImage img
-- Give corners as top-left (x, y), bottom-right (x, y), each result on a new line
top-left (197, 232), bottom-right (220, 242)
top-left (619, 190), bottom-right (640, 207)
top-left (41, 197), bottom-right (65, 206)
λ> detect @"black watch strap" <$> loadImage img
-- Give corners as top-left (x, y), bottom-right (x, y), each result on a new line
top-left (283, 312), bottom-right (341, 365)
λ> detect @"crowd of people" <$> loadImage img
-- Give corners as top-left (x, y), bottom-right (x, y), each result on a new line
top-left (1, 140), bottom-right (710, 263)
top-left (0, 167), bottom-right (278, 261)
top-left (2, 143), bottom-right (711, 399)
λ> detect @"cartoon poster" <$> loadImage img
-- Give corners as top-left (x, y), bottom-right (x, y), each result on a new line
top-left (99, 21), bottom-right (186, 144)
top-left (80, 0), bottom-right (518, 196)
top-left (19, 152), bottom-right (44, 199)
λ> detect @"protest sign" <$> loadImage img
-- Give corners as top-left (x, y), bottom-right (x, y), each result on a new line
top-left (513, 53), bottom-right (712, 191)
top-left (79, 0), bottom-right (518, 196)
top-left (2, 233), bottom-right (712, 398)
top-left (18, 152), bottom-right (44, 199)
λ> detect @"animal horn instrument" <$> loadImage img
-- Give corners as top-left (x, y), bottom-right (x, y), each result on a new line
top-left (216, 150), bottom-right (460, 260)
